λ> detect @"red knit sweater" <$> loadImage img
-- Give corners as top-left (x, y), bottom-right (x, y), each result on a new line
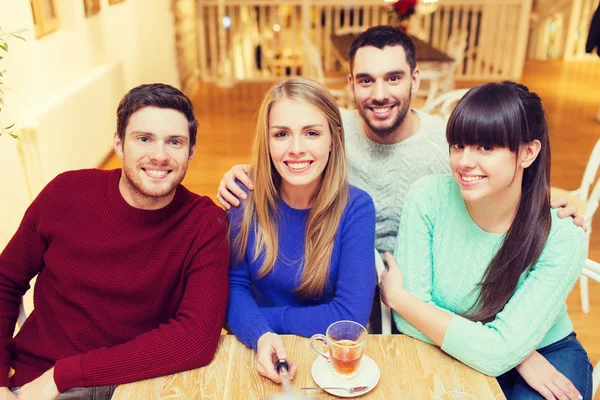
top-left (0, 169), bottom-right (229, 392)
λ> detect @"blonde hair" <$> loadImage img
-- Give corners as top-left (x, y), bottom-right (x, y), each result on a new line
top-left (232, 77), bottom-right (349, 299)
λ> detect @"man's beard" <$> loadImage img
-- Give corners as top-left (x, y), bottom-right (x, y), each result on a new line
top-left (356, 95), bottom-right (411, 139)
top-left (122, 162), bottom-right (187, 202)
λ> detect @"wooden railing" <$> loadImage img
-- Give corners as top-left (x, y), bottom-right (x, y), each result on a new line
top-left (527, 0), bottom-right (572, 60)
top-left (196, 0), bottom-right (532, 84)
top-left (528, 0), bottom-right (599, 60)
top-left (410, 0), bottom-right (532, 80)
top-left (564, 0), bottom-right (599, 60)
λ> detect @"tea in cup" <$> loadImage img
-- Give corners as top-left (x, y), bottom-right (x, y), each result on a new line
top-left (309, 320), bottom-right (367, 379)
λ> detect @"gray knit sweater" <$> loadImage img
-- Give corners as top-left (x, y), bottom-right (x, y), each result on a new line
top-left (341, 108), bottom-right (450, 255)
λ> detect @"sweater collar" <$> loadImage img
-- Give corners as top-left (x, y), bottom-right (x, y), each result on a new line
top-left (354, 109), bottom-right (425, 150)
top-left (450, 179), bottom-right (505, 244)
top-left (107, 169), bottom-right (189, 224)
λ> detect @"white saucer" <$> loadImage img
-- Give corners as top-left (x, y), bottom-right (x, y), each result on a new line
top-left (310, 355), bottom-right (380, 398)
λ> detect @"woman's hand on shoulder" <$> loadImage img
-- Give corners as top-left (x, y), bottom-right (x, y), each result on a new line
top-left (516, 351), bottom-right (582, 400)
top-left (550, 197), bottom-right (586, 232)
top-left (256, 332), bottom-right (297, 383)
top-left (217, 164), bottom-right (253, 210)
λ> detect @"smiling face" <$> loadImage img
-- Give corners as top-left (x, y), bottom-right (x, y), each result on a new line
top-left (449, 144), bottom-right (522, 203)
top-left (350, 45), bottom-right (418, 140)
top-left (114, 106), bottom-right (196, 209)
top-left (268, 98), bottom-right (332, 201)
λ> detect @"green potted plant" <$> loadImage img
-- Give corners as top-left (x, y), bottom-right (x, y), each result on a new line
top-left (0, 25), bottom-right (26, 139)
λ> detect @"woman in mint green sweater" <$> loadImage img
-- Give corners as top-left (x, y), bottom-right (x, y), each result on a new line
top-left (380, 81), bottom-right (592, 400)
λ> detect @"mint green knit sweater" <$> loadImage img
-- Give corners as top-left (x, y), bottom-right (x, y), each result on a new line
top-left (392, 175), bottom-right (586, 377)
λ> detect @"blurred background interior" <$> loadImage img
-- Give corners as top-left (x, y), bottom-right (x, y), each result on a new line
top-left (0, 0), bottom-right (599, 395)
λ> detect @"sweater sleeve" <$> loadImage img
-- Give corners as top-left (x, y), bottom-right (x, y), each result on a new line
top-left (225, 204), bottom-right (273, 351)
top-left (52, 209), bottom-right (230, 392)
top-left (392, 176), bottom-right (452, 345)
top-left (0, 178), bottom-right (56, 387)
top-left (441, 221), bottom-right (586, 376)
top-left (259, 190), bottom-right (377, 337)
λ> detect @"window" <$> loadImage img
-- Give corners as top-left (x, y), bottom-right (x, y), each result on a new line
top-left (30, 0), bottom-right (59, 38)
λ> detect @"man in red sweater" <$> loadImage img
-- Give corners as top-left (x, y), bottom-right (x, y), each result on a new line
top-left (0, 84), bottom-right (230, 400)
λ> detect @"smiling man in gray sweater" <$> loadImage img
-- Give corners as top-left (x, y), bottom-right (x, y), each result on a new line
top-left (217, 26), bottom-right (449, 256)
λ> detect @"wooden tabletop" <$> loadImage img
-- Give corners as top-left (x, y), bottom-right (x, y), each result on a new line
top-left (330, 33), bottom-right (454, 64)
top-left (112, 334), bottom-right (505, 399)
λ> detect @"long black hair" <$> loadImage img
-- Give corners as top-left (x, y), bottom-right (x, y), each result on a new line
top-left (447, 81), bottom-right (551, 323)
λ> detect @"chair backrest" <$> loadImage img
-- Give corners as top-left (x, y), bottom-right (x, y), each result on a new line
top-left (441, 29), bottom-right (468, 91)
top-left (445, 30), bottom-right (468, 68)
top-left (300, 35), bottom-right (325, 84)
top-left (419, 88), bottom-right (469, 122)
top-left (582, 258), bottom-right (600, 283)
top-left (579, 138), bottom-right (600, 200)
top-left (333, 25), bottom-right (364, 36)
top-left (582, 176), bottom-right (600, 237)
top-left (17, 302), bottom-right (27, 329)
top-left (374, 249), bottom-right (392, 335)
top-left (581, 261), bottom-right (600, 400)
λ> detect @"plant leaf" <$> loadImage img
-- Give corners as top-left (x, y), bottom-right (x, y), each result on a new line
top-left (0, 43), bottom-right (7, 52)
top-left (4, 123), bottom-right (15, 130)
top-left (10, 33), bottom-right (26, 41)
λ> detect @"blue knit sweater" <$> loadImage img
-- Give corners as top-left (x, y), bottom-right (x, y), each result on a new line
top-left (227, 185), bottom-right (377, 350)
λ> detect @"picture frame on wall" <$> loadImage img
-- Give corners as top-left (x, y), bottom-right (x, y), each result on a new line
top-left (83, 0), bottom-right (100, 17)
top-left (109, 0), bottom-right (127, 4)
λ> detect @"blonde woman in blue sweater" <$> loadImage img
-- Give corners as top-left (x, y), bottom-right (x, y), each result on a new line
top-left (227, 78), bottom-right (376, 384)
top-left (380, 82), bottom-right (592, 400)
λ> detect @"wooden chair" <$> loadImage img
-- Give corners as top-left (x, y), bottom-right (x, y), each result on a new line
top-left (17, 302), bottom-right (27, 329)
top-left (300, 35), bottom-right (351, 108)
top-left (551, 138), bottom-right (600, 313)
top-left (418, 29), bottom-right (468, 106)
top-left (581, 258), bottom-right (600, 397)
top-left (374, 250), bottom-right (392, 335)
top-left (418, 88), bottom-right (469, 122)
top-left (439, 29), bottom-right (468, 93)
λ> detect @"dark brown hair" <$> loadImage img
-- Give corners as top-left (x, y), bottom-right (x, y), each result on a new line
top-left (348, 25), bottom-right (417, 74)
top-left (116, 83), bottom-right (198, 149)
top-left (447, 81), bottom-right (551, 323)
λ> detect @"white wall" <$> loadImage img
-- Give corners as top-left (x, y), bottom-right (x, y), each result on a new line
top-left (0, 0), bottom-right (179, 251)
